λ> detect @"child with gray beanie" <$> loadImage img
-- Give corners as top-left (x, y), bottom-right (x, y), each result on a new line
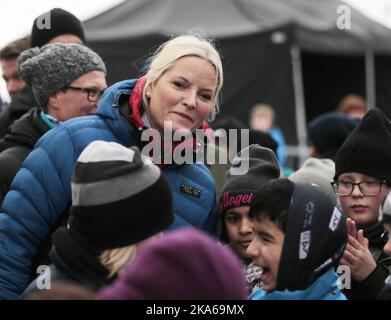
top-left (22, 140), bottom-right (174, 298)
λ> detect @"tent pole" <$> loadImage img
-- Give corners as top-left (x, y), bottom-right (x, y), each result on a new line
top-left (365, 50), bottom-right (376, 109)
top-left (290, 45), bottom-right (308, 168)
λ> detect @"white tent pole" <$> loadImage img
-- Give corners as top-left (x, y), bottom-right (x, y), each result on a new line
top-left (365, 50), bottom-right (376, 110)
top-left (290, 45), bottom-right (308, 167)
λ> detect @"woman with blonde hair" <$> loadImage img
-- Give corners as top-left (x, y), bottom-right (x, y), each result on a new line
top-left (0, 33), bottom-right (223, 299)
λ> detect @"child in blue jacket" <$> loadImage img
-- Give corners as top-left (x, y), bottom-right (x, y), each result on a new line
top-left (248, 179), bottom-right (347, 300)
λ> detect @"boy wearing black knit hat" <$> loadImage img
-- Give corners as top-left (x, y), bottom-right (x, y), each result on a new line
top-left (248, 179), bottom-right (347, 300)
top-left (218, 144), bottom-right (281, 293)
top-left (333, 108), bottom-right (391, 299)
top-left (22, 140), bottom-right (174, 298)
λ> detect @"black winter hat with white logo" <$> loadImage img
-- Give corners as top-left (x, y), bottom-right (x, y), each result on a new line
top-left (277, 183), bottom-right (347, 291)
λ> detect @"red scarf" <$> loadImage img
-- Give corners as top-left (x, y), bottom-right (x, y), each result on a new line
top-left (128, 77), bottom-right (212, 170)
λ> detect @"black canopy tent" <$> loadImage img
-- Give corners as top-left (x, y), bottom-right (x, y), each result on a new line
top-left (84, 0), bottom-right (391, 167)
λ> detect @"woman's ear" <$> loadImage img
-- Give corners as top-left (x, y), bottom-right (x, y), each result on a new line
top-left (146, 83), bottom-right (154, 98)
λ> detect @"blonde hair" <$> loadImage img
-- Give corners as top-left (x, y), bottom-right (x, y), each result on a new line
top-left (100, 245), bottom-right (137, 279)
top-left (143, 33), bottom-right (223, 122)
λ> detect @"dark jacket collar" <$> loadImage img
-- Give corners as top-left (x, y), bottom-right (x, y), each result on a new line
top-left (365, 223), bottom-right (388, 251)
top-left (0, 108), bottom-right (49, 151)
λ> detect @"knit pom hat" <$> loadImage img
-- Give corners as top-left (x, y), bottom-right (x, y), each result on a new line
top-left (334, 108), bottom-right (391, 182)
top-left (17, 43), bottom-right (106, 108)
top-left (68, 140), bottom-right (174, 251)
top-left (97, 228), bottom-right (248, 300)
top-left (31, 8), bottom-right (86, 48)
top-left (218, 144), bottom-right (280, 214)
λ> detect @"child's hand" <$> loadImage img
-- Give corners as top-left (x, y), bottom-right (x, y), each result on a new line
top-left (346, 218), bottom-right (357, 239)
top-left (339, 230), bottom-right (376, 282)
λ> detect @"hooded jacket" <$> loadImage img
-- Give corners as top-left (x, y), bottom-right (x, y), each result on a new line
top-left (0, 78), bottom-right (218, 299)
top-left (250, 268), bottom-right (346, 300)
top-left (251, 183), bottom-right (348, 300)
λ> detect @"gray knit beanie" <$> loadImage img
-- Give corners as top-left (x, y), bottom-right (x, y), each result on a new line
top-left (17, 43), bottom-right (106, 108)
top-left (289, 157), bottom-right (336, 203)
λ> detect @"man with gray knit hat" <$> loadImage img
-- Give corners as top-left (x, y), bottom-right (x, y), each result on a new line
top-left (17, 43), bottom-right (106, 114)
top-left (0, 43), bottom-right (106, 205)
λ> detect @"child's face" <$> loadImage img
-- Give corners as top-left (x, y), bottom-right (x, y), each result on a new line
top-left (246, 215), bottom-right (285, 291)
top-left (225, 206), bottom-right (254, 258)
top-left (383, 223), bottom-right (391, 256)
top-left (250, 112), bottom-right (273, 132)
top-left (338, 172), bottom-right (389, 230)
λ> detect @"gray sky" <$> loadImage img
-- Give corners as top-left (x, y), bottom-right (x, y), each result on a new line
top-left (345, 0), bottom-right (391, 28)
top-left (0, 0), bottom-right (125, 49)
top-left (0, 0), bottom-right (124, 100)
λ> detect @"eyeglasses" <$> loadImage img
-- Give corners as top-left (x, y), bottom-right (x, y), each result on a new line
top-left (66, 86), bottom-right (105, 102)
top-left (331, 180), bottom-right (387, 196)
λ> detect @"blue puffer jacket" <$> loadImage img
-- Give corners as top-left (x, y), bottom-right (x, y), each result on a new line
top-left (249, 269), bottom-right (347, 300)
top-left (0, 79), bottom-right (218, 299)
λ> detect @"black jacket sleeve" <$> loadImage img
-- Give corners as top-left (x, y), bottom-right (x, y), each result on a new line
top-left (345, 264), bottom-right (389, 300)
top-left (0, 146), bottom-right (31, 205)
